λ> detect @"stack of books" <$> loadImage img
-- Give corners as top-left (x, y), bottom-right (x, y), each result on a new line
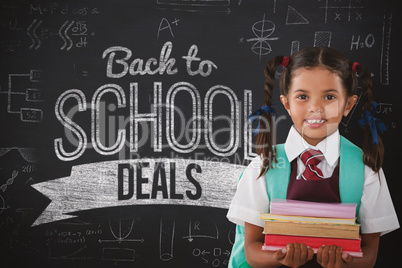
top-left (259, 199), bottom-right (363, 257)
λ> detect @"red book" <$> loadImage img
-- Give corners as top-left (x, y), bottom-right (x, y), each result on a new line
top-left (263, 234), bottom-right (363, 257)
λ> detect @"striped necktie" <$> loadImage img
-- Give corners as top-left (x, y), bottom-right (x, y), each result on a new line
top-left (300, 149), bottom-right (325, 180)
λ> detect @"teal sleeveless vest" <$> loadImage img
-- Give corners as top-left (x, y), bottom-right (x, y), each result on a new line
top-left (228, 136), bottom-right (364, 268)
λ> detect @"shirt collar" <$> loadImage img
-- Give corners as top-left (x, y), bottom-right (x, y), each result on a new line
top-left (284, 126), bottom-right (340, 167)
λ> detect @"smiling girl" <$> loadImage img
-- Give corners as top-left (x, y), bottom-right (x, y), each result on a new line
top-left (227, 47), bottom-right (399, 268)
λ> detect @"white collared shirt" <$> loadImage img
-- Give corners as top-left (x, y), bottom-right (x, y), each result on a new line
top-left (227, 126), bottom-right (400, 235)
top-left (285, 126), bottom-right (340, 180)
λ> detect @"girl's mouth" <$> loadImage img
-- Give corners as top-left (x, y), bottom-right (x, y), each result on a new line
top-left (305, 118), bottom-right (326, 128)
top-left (306, 119), bottom-right (325, 124)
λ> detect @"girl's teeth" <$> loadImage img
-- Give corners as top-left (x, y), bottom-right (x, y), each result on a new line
top-left (307, 119), bottom-right (325, 124)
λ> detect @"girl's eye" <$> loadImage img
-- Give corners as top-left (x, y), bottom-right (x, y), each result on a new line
top-left (297, 95), bottom-right (308, 100)
top-left (325, 95), bottom-right (336, 100)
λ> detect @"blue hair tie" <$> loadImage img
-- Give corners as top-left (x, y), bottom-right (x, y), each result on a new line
top-left (357, 101), bottom-right (387, 144)
top-left (248, 105), bottom-right (276, 136)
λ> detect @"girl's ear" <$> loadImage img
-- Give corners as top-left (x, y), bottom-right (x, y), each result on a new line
top-left (280, 95), bottom-right (291, 115)
top-left (343, 94), bottom-right (358, 116)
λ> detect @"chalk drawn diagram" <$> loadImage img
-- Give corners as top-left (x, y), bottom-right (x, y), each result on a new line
top-left (286, 6), bottom-right (309, 25)
top-left (0, 70), bottom-right (44, 122)
top-left (319, 0), bottom-right (364, 23)
top-left (0, 170), bottom-right (17, 217)
top-left (99, 215), bottom-right (143, 243)
top-left (291, 40), bottom-right (300, 54)
top-left (313, 31), bottom-right (332, 47)
top-left (2, 171), bottom-right (40, 255)
top-left (45, 225), bottom-right (89, 260)
top-left (99, 215), bottom-right (142, 263)
top-left (102, 247), bottom-right (136, 262)
top-left (157, 18), bottom-right (180, 40)
top-left (186, 219), bottom-right (232, 266)
top-left (246, 14), bottom-right (279, 60)
top-left (192, 247), bottom-right (231, 267)
top-left (45, 222), bottom-right (103, 260)
top-left (160, 217), bottom-right (175, 261)
top-left (26, 18), bottom-right (90, 51)
top-left (380, 9), bottom-right (392, 85)
top-left (0, 170), bottom-right (18, 194)
top-left (156, 0), bottom-right (240, 14)
top-left (375, 102), bottom-right (396, 128)
top-left (0, 150), bottom-right (38, 226)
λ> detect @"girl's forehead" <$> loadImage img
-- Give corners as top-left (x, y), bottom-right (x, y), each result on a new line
top-left (290, 67), bottom-right (340, 83)
top-left (287, 67), bottom-right (346, 94)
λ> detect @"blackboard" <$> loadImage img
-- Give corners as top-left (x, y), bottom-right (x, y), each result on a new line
top-left (0, 0), bottom-right (400, 267)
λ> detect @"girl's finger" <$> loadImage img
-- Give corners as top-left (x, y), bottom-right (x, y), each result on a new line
top-left (316, 245), bottom-right (325, 265)
top-left (328, 245), bottom-right (337, 265)
top-left (282, 243), bottom-right (295, 265)
top-left (335, 246), bottom-right (344, 268)
top-left (293, 242), bottom-right (301, 262)
top-left (299, 243), bottom-right (308, 262)
top-left (321, 245), bottom-right (330, 266)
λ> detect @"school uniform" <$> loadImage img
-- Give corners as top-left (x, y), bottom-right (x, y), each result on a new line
top-left (226, 126), bottom-right (400, 268)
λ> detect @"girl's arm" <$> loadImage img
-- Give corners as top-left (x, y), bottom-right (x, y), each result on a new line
top-left (316, 232), bottom-right (380, 268)
top-left (244, 222), bottom-right (314, 268)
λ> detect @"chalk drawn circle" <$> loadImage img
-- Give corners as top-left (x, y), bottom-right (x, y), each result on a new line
top-left (252, 20), bottom-right (275, 38)
top-left (251, 41), bottom-right (272, 56)
top-left (160, 253), bottom-right (173, 261)
top-left (193, 248), bottom-right (201, 257)
top-left (212, 259), bottom-right (220, 267)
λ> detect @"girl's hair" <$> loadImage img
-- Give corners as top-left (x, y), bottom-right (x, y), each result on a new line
top-left (256, 46), bottom-right (384, 178)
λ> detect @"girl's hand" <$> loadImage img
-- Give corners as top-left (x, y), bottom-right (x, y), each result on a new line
top-left (274, 242), bottom-right (314, 268)
top-left (316, 245), bottom-right (353, 268)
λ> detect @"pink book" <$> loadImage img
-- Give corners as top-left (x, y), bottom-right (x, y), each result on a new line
top-left (269, 199), bottom-right (357, 219)
top-left (262, 245), bottom-right (363, 258)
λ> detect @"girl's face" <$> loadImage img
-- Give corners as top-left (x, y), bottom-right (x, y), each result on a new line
top-left (280, 67), bottom-right (358, 146)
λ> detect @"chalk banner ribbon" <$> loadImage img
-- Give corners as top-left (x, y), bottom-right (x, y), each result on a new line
top-left (31, 158), bottom-right (245, 226)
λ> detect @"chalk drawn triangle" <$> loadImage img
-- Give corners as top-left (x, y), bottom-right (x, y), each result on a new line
top-left (286, 6), bottom-right (309, 25)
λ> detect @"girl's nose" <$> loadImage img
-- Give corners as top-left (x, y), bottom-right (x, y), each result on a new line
top-left (308, 99), bottom-right (324, 113)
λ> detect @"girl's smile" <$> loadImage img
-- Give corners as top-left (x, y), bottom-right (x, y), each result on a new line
top-left (305, 118), bottom-right (326, 128)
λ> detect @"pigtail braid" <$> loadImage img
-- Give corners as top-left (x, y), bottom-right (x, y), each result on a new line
top-left (357, 64), bottom-right (384, 173)
top-left (256, 56), bottom-right (285, 178)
